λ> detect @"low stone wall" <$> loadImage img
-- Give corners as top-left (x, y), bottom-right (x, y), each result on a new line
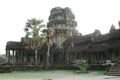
top-left (0, 65), bottom-right (12, 73)
top-left (0, 63), bottom-right (110, 72)
top-left (89, 64), bottom-right (110, 71)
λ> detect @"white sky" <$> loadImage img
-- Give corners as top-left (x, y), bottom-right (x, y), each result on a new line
top-left (0, 0), bottom-right (120, 54)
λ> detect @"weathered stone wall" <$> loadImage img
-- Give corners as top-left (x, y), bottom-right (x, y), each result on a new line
top-left (47, 7), bottom-right (77, 48)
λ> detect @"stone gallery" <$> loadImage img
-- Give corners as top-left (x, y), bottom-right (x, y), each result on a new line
top-left (5, 7), bottom-right (120, 76)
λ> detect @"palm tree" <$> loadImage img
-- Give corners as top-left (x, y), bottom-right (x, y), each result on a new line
top-left (24, 18), bottom-right (47, 70)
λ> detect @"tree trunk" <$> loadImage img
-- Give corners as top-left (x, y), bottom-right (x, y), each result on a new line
top-left (35, 49), bottom-right (38, 70)
top-left (45, 45), bottom-right (50, 70)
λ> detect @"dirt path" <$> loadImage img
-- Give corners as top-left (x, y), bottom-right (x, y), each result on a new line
top-left (0, 76), bottom-right (119, 80)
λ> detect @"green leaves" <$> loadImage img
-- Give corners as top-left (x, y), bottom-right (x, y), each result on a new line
top-left (24, 18), bottom-right (47, 50)
top-left (25, 18), bottom-right (45, 30)
top-left (0, 55), bottom-right (7, 65)
top-left (27, 18), bottom-right (37, 27)
top-left (24, 18), bottom-right (55, 51)
top-left (74, 59), bottom-right (87, 73)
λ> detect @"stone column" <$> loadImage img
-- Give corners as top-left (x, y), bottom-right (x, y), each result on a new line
top-left (66, 52), bottom-right (70, 63)
top-left (12, 50), bottom-right (15, 64)
top-left (87, 52), bottom-right (91, 64)
top-left (15, 50), bottom-right (17, 64)
top-left (6, 49), bottom-right (10, 63)
top-left (90, 53), bottom-right (93, 63)
top-left (20, 50), bottom-right (23, 63)
top-left (119, 48), bottom-right (120, 58)
top-left (117, 48), bottom-right (120, 62)
top-left (23, 51), bottom-right (25, 63)
top-left (75, 53), bottom-right (77, 61)
top-left (50, 52), bottom-right (53, 64)
top-left (38, 54), bottom-right (40, 64)
top-left (23, 51), bottom-right (26, 64)
top-left (23, 52), bottom-right (25, 63)
top-left (45, 51), bottom-right (50, 70)
top-left (105, 51), bottom-right (108, 60)
top-left (16, 50), bottom-right (20, 64)
top-left (81, 52), bottom-right (83, 59)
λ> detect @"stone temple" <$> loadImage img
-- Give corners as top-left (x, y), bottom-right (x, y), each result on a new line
top-left (5, 7), bottom-right (120, 76)
top-left (47, 7), bottom-right (77, 48)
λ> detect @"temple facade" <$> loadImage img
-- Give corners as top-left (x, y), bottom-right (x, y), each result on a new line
top-left (5, 7), bottom-right (120, 74)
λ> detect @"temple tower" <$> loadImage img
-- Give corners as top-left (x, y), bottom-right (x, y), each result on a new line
top-left (47, 7), bottom-right (77, 48)
top-left (109, 24), bottom-right (116, 33)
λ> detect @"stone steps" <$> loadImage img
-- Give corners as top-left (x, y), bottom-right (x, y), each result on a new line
top-left (106, 62), bottom-right (120, 76)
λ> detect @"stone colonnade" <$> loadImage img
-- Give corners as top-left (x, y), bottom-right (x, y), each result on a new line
top-left (6, 49), bottom-right (24, 64)
top-left (6, 49), bottom-right (47, 65)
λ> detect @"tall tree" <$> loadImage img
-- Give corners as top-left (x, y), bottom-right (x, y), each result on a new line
top-left (43, 28), bottom-right (55, 69)
top-left (24, 18), bottom-right (47, 70)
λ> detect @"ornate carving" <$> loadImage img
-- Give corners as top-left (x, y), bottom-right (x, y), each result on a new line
top-left (47, 7), bottom-right (77, 30)
top-left (47, 7), bottom-right (77, 48)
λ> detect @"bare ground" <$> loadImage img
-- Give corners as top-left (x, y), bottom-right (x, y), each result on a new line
top-left (0, 76), bottom-right (120, 80)
top-left (0, 70), bottom-right (119, 80)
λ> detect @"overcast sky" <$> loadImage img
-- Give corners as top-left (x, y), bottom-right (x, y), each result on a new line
top-left (0, 0), bottom-right (120, 54)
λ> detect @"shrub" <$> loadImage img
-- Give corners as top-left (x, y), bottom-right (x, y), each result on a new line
top-left (0, 55), bottom-right (8, 65)
top-left (74, 59), bottom-right (87, 73)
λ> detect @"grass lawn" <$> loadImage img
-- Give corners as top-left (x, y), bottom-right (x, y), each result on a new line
top-left (0, 70), bottom-right (106, 79)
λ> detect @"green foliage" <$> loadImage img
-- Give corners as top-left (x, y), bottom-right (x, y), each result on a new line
top-left (74, 59), bottom-right (87, 73)
top-left (0, 55), bottom-right (8, 65)
top-left (24, 18), bottom-right (55, 50)
top-left (24, 18), bottom-right (48, 70)
top-left (24, 18), bottom-right (47, 50)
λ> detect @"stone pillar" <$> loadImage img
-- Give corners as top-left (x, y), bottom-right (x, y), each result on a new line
top-left (77, 53), bottom-right (79, 59)
top-left (15, 50), bottom-right (17, 64)
top-left (23, 51), bottom-right (25, 63)
top-left (105, 51), bottom-right (108, 60)
top-left (45, 51), bottom-right (50, 70)
top-left (119, 48), bottom-right (120, 58)
top-left (38, 54), bottom-right (40, 64)
top-left (81, 52), bottom-right (83, 59)
top-left (43, 55), bottom-right (46, 65)
top-left (90, 53), bottom-right (93, 63)
top-left (50, 52), bottom-right (53, 64)
top-left (105, 50), bottom-right (112, 64)
top-left (66, 52), bottom-right (70, 63)
top-left (96, 52), bottom-right (99, 63)
top-left (6, 49), bottom-right (10, 63)
top-left (16, 50), bottom-right (19, 64)
top-left (117, 48), bottom-right (120, 62)
top-left (24, 52), bottom-right (27, 64)
top-left (87, 52), bottom-right (91, 64)
top-left (75, 53), bottom-right (77, 61)
top-left (20, 50), bottom-right (23, 63)
top-left (17, 50), bottom-right (20, 63)
top-left (12, 50), bottom-right (15, 64)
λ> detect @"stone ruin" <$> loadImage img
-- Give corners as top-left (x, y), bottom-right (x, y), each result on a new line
top-left (47, 7), bottom-right (77, 48)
